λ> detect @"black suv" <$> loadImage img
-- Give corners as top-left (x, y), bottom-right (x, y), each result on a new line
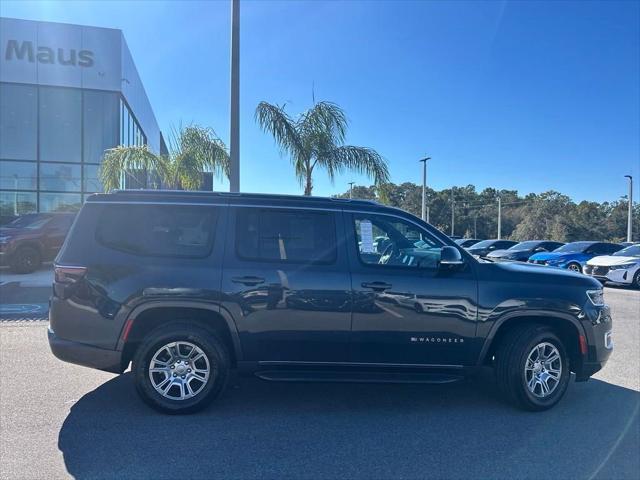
top-left (49, 191), bottom-right (612, 414)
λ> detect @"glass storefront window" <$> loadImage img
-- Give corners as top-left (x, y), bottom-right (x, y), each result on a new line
top-left (39, 163), bottom-right (82, 192)
top-left (0, 191), bottom-right (37, 216)
top-left (39, 86), bottom-right (81, 163)
top-left (0, 161), bottom-right (37, 190)
top-left (0, 84), bottom-right (37, 161)
top-left (39, 192), bottom-right (82, 212)
top-left (83, 91), bottom-right (119, 164)
top-left (83, 164), bottom-right (103, 193)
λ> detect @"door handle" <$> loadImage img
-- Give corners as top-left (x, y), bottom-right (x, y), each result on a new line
top-left (231, 276), bottom-right (265, 286)
top-left (362, 281), bottom-right (392, 292)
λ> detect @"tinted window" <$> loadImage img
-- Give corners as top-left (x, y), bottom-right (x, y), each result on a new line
top-left (83, 91), bottom-right (120, 164)
top-left (0, 84), bottom-right (37, 161)
top-left (236, 208), bottom-right (336, 264)
top-left (39, 87), bottom-right (81, 163)
top-left (353, 213), bottom-right (442, 269)
top-left (96, 205), bottom-right (216, 257)
top-left (0, 161), bottom-right (37, 190)
top-left (39, 163), bottom-right (82, 192)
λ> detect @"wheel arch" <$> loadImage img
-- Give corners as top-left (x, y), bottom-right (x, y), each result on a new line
top-left (118, 301), bottom-right (242, 370)
top-left (478, 311), bottom-right (586, 371)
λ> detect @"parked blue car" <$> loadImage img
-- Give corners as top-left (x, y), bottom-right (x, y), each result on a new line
top-left (528, 241), bottom-right (623, 272)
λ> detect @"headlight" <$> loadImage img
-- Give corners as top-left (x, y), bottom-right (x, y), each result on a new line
top-left (610, 263), bottom-right (637, 271)
top-left (586, 289), bottom-right (605, 306)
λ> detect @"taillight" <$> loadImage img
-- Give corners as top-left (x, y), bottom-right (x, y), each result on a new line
top-left (54, 265), bottom-right (87, 284)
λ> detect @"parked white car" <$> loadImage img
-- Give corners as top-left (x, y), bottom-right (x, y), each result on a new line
top-left (583, 244), bottom-right (640, 288)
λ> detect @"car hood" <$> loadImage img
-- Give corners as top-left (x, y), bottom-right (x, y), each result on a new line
top-left (528, 251), bottom-right (583, 262)
top-left (587, 255), bottom-right (640, 266)
top-left (0, 227), bottom-right (34, 238)
top-left (490, 260), bottom-right (599, 288)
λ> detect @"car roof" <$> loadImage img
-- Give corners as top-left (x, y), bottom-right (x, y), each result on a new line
top-left (85, 189), bottom-right (403, 214)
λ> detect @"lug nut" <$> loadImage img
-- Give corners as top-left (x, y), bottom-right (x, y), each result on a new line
top-left (173, 373), bottom-right (177, 377)
top-left (187, 369), bottom-right (191, 373)
top-left (181, 375), bottom-right (185, 379)
top-left (170, 365), bottom-right (175, 369)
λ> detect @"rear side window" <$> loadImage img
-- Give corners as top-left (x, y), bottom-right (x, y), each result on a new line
top-left (236, 208), bottom-right (336, 264)
top-left (96, 204), bottom-right (216, 257)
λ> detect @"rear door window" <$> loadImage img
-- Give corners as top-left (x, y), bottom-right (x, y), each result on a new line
top-left (235, 208), bottom-right (337, 264)
top-left (96, 204), bottom-right (216, 257)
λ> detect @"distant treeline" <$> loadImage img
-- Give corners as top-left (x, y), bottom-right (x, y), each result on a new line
top-left (335, 183), bottom-right (638, 242)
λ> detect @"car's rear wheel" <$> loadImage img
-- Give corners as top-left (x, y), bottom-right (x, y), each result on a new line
top-left (11, 246), bottom-right (41, 274)
top-left (495, 324), bottom-right (570, 411)
top-left (132, 323), bottom-right (229, 414)
top-left (566, 262), bottom-right (582, 273)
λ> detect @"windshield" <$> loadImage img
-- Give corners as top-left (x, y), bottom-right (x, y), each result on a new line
top-left (613, 245), bottom-right (640, 257)
top-left (508, 241), bottom-right (540, 251)
top-left (469, 240), bottom-right (496, 249)
top-left (3, 215), bottom-right (51, 230)
top-left (553, 242), bottom-right (593, 253)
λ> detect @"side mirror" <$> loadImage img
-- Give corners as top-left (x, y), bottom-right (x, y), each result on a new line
top-left (440, 246), bottom-right (464, 267)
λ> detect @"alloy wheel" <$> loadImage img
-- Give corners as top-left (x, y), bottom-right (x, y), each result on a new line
top-left (148, 341), bottom-right (213, 400)
top-left (524, 342), bottom-right (562, 398)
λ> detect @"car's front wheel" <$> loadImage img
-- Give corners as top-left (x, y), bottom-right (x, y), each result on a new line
top-left (11, 246), bottom-right (41, 273)
top-left (633, 270), bottom-right (640, 290)
top-left (566, 262), bottom-right (582, 273)
top-left (132, 323), bottom-right (229, 414)
top-left (495, 324), bottom-right (570, 411)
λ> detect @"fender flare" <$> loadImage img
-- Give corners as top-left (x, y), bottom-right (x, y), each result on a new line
top-left (116, 300), bottom-right (243, 362)
top-left (476, 309), bottom-right (587, 366)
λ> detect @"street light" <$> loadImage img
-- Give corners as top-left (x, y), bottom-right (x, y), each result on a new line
top-left (348, 182), bottom-right (355, 199)
top-left (625, 175), bottom-right (633, 242)
top-left (419, 156), bottom-right (431, 221)
top-left (229, 0), bottom-right (240, 192)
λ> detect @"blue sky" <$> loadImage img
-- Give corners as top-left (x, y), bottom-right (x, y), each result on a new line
top-left (2, 0), bottom-right (639, 202)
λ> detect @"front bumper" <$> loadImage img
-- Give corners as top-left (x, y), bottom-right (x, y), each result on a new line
top-left (574, 304), bottom-right (613, 381)
top-left (48, 327), bottom-right (124, 374)
top-left (583, 266), bottom-right (634, 285)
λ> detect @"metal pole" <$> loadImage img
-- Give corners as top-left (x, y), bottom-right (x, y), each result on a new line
top-left (348, 182), bottom-right (355, 199)
top-left (419, 157), bottom-right (430, 221)
top-left (229, 0), bottom-right (240, 192)
top-left (625, 175), bottom-right (633, 242)
top-left (497, 196), bottom-right (502, 239)
top-left (450, 191), bottom-right (455, 236)
top-left (426, 206), bottom-right (430, 224)
top-left (474, 213), bottom-right (477, 238)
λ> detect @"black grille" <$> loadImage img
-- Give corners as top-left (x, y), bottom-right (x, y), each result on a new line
top-left (593, 266), bottom-right (610, 276)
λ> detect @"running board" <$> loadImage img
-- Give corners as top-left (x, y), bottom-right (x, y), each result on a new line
top-left (254, 370), bottom-right (464, 384)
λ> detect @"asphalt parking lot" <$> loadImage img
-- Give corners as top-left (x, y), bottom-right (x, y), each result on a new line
top-left (0, 276), bottom-right (638, 479)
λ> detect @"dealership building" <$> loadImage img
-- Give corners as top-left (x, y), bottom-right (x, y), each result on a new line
top-left (0, 17), bottom-right (166, 215)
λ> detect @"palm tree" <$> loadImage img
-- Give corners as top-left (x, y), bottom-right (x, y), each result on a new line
top-left (100, 125), bottom-right (229, 192)
top-left (255, 101), bottom-right (389, 195)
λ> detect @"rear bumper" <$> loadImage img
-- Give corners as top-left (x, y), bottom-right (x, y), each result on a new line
top-left (48, 327), bottom-right (124, 374)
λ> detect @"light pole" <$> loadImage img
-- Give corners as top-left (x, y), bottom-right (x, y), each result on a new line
top-left (450, 191), bottom-right (455, 236)
top-left (497, 196), bottom-right (502, 240)
top-left (625, 175), bottom-right (633, 242)
top-left (229, 0), bottom-right (240, 192)
top-left (419, 156), bottom-right (430, 221)
top-left (348, 182), bottom-right (355, 199)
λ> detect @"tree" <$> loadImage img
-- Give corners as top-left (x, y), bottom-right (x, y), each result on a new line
top-left (100, 125), bottom-right (229, 192)
top-left (255, 101), bottom-right (389, 195)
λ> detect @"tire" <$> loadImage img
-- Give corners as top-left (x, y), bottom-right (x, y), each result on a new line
top-left (132, 323), bottom-right (230, 414)
top-left (633, 270), bottom-right (640, 290)
top-left (495, 324), bottom-right (570, 411)
top-left (11, 246), bottom-right (42, 274)
top-left (566, 262), bottom-right (582, 273)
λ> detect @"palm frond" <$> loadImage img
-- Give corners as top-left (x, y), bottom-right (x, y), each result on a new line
top-left (99, 145), bottom-right (166, 192)
top-left (298, 101), bottom-right (347, 146)
top-left (319, 145), bottom-right (390, 186)
top-left (255, 102), bottom-right (304, 158)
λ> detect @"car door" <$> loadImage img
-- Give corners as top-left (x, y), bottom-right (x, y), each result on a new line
top-left (221, 205), bottom-right (352, 362)
top-left (346, 211), bottom-right (479, 367)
